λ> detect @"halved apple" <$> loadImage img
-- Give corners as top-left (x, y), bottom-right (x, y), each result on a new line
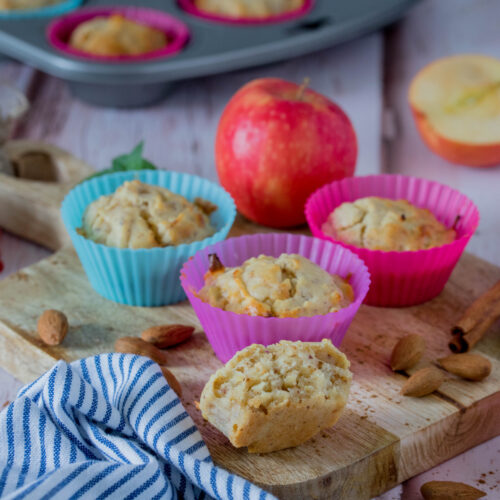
top-left (409, 54), bottom-right (500, 167)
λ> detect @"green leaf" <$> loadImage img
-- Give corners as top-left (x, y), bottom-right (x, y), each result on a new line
top-left (81, 141), bottom-right (157, 183)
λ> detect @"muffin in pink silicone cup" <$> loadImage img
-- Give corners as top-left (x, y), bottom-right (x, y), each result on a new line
top-left (305, 174), bottom-right (479, 307)
top-left (180, 233), bottom-right (370, 363)
top-left (47, 7), bottom-right (190, 62)
top-left (178, 0), bottom-right (314, 25)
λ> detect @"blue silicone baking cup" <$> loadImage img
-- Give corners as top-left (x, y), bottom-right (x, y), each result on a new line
top-left (0, 0), bottom-right (82, 19)
top-left (61, 170), bottom-right (236, 307)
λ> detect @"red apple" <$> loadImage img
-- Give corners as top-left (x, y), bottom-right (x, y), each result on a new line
top-left (215, 78), bottom-right (357, 227)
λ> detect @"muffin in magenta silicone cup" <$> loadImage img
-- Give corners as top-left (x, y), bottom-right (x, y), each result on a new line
top-left (177, 0), bottom-right (314, 24)
top-left (180, 233), bottom-right (370, 362)
top-left (305, 174), bottom-right (479, 307)
top-left (61, 170), bottom-right (236, 307)
top-left (47, 6), bottom-right (190, 62)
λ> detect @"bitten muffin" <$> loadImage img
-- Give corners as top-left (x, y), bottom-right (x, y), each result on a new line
top-left (200, 339), bottom-right (352, 453)
top-left (194, 0), bottom-right (304, 18)
top-left (197, 253), bottom-right (354, 317)
top-left (80, 179), bottom-right (216, 248)
top-left (321, 196), bottom-right (456, 251)
top-left (69, 14), bottom-right (167, 56)
top-left (0, 0), bottom-right (61, 9)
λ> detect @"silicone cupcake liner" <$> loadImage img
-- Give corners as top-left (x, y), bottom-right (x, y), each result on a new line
top-left (180, 233), bottom-right (370, 362)
top-left (178, 0), bottom-right (314, 25)
top-left (305, 175), bottom-right (480, 307)
top-left (0, 0), bottom-right (81, 19)
top-left (47, 6), bottom-right (190, 62)
top-left (61, 170), bottom-right (236, 306)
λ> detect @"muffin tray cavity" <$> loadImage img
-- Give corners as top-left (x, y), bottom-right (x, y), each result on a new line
top-left (0, 0), bottom-right (418, 107)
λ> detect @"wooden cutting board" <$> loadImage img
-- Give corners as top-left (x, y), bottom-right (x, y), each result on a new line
top-left (0, 232), bottom-right (499, 499)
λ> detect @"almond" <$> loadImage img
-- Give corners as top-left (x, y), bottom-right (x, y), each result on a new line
top-left (37, 309), bottom-right (68, 346)
top-left (390, 334), bottom-right (426, 371)
top-left (141, 324), bottom-right (194, 348)
top-left (421, 480), bottom-right (486, 499)
top-left (438, 353), bottom-right (492, 381)
top-left (115, 337), bottom-right (168, 365)
top-left (160, 366), bottom-right (182, 398)
top-left (401, 366), bottom-right (445, 397)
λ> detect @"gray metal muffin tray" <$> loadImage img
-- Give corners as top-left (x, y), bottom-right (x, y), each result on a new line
top-left (0, 0), bottom-right (419, 107)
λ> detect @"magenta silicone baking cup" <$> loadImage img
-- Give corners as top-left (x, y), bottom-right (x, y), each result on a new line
top-left (305, 174), bottom-right (480, 307)
top-left (47, 6), bottom-right (190, 62)
top-left (180, 233), bottom-right (370, 363)
top-left (178, 0), bottom-right (314, 25)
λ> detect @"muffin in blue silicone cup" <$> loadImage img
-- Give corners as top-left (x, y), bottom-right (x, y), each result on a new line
top-left (0, 0), bottom-right (82, 19)
top-left (61, 170), bottom-right (236, 306)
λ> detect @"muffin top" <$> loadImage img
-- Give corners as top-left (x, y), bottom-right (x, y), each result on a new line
top-left (194, 0), bottom-right (304, 18)
top-left (0, 0), bottom-right (61, 9)
top-left (321, 196), bottom-right (455, 252)
top-left (80, 179), bottom-right (216, 249)
top-left (69, 14), bottom-right (167, 57)
top-left (197, 253), bottom-right (354, 318)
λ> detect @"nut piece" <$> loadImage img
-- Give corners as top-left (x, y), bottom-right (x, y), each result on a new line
top-left (401, 366), bottom-right (445, 397)
top-left (421, 480), bottom-right (486, 500)
top-left (37, 309), bottom-right (68, 346)
top-left (115, 337), bottom-right (168, 365)
top-left (438, 353), bottom-right (492, 381)
top-left (208, 253), bottom-right (224, 272)
top-left (390, 334), bottom-right (426, 371)
top-left (160, 366), bottom-right (182, 397)
top-left (141, 324), bottom-right (194, 348)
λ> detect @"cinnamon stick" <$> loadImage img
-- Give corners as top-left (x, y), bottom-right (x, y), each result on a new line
top-left (449, 279), bottom-right (500, 353)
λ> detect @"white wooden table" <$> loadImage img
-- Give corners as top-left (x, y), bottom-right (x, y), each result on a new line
top-left (1, 0), bottom-right (499, 498)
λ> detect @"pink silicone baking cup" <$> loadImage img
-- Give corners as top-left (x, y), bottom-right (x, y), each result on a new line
top-left (178, 0), bottom-right (314, 25)
top-left (305, 175), bottom-right (480, 307)
top-left (47, 6), bottom-right (190, 62)
top-left (180, 233), bottom-right (370, 363)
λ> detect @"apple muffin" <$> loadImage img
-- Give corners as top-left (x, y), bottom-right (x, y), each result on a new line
top-left (200, 339), bottom-right (352, 453)
top-left (0, 0), bottom-right (61, 9)
top-left (197, 253), bottom-right (353, 317)
top-left (321, 196), bottom-right (456, 251)
top-left (69, 14), bottom-right (168, 57)
top-left (194, 0), bottom-right (304, 18)
top-left (80, 180), bottom-right (216, 249)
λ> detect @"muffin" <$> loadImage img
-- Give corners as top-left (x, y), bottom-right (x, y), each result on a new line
top-left (0, 0), bottom-right (61, 9)
top-left (80, 179), bottom-right (216, 249)
top-left (69, 14), bottom-right (167, 56)
top-left (194, 0), bottom-right (304, 18)
top-left (200, 339), bottom-right (352, 453)
top-left (197, 253), bottom-right (354, 318)
top-left (321, 196), bottom-right (456, 252)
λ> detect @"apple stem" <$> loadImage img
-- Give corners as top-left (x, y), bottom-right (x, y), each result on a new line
top-left (296, 77), bottom-right (311, 100)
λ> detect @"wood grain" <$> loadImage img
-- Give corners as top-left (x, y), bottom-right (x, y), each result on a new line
top-left (0, 243), bottom-right (498, 499)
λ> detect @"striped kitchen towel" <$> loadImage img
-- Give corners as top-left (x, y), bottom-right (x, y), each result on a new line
top-left (0, 354), bottom-right (276, 500)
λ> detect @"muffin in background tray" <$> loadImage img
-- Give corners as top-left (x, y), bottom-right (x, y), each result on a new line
top-left (0, 0), bottom-right (62, 10)
top-left (194, 0), bottom-right (304, 18)
top-left (69, 14), bottom-right (168, 56)
top-left (200, 339), bottom-right (352, 453)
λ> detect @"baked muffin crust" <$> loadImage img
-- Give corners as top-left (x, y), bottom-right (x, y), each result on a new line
top-left (69, 14), bottom-right (167, 57)
top-left (194, 0), bottom-right (304, 18)
top-left (322, 196), bottom-right (455, 251)
top-left (198, 253), bottom-right (354, 317)
top-left (81, 180), bottom-right (216, 249)
top-left (200, 339), bottom-right (352, 453)
top-left (0, 0), bottom-right (61, 10)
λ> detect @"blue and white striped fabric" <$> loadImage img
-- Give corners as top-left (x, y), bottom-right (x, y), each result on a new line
top-left (0, 354), bottom-right (276, 500)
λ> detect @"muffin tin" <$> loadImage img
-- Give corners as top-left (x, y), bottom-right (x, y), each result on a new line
top-left (0, 0), bottom-right (419, 107)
